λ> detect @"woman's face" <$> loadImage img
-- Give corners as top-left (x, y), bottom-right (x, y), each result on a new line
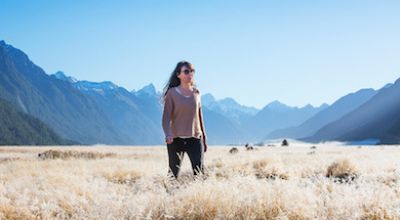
top-left (177, 65), bottom-right (195, 84)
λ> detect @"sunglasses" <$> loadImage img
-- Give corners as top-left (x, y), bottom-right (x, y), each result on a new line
top-left (181, 69), bottom-right (195, 75)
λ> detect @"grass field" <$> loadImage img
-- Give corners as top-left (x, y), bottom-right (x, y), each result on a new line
top-left (0, 143), bottom-right (399, 219)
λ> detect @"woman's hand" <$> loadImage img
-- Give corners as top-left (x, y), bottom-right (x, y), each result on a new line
top-left (203, 137), bottom-right (208, 153)
top-left (165, 135), bottom-right (174, 144)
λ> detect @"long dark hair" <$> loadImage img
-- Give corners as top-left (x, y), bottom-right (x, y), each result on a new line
top-left (161, 60), bottom-right (197, 104)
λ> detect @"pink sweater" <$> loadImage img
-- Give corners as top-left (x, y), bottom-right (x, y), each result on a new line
top-left (162, 87), bottom-right (206, 139)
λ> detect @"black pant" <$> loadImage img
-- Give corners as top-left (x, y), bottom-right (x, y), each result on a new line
top-left (167, 137), bottom-right (204, 179)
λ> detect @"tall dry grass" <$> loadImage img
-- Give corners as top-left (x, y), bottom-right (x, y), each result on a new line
top-left (0, 144), bottom-right (399, 219)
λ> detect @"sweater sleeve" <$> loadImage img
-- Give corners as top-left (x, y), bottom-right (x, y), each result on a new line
top-left (197, 89), bottom-right (207, 139)
top-left (199, 105), bottom-right (207, 138)
top-left (162, 89), bottom-right (174, 137)
top-left (196, 88), bottom-right (202, 107)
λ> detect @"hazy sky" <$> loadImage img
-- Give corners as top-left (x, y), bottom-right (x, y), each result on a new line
top-left (1, 0), bottom-right (400, 109)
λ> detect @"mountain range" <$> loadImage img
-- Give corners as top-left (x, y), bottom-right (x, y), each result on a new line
top-left (303, 80), bottom-right (400, 144)
top-left (53, 72), bottom-right (165, 144)
top-left (265, 88), bottom-right (378, 140)
top-left (1, 39), bottom-right (399, 145)
top-left (0, 40), bottom-right (123, 144)
top-left (0, 97), bottom-right (75, 145)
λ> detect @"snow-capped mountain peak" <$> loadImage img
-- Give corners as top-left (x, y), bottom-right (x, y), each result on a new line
top-left (74, 80), bottom-right (118, 91)
top-left (52, 71), bottom-right (78, 83)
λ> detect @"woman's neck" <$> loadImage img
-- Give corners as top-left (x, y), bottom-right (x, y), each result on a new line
top-left (179, 83), bottom-right (192, 90)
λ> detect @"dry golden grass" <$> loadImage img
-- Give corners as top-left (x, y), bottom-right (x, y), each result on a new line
top-left (102, 169), bottom-right (142, 185)
top-left (326, 158), bottom-right (359, 183)
top-left (0, 143), bottom-right (399, 219)
top-left (37, 149), bottom-right (117, 160)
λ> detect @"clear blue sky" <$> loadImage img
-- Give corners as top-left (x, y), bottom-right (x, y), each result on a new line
top-left (1, 0), bottom-right (400, 109)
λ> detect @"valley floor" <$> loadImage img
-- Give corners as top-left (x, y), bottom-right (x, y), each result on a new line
top-left (0, 143), bottom-right (399, 219)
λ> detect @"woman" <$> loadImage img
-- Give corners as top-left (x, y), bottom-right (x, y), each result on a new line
top-left (161, 60), bottom-right (208, 179)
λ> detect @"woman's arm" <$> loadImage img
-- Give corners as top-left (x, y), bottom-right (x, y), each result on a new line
top-left (162, 90), bottom-right (173, 139)
top-left (199, 105), bottom-right (208, 152)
